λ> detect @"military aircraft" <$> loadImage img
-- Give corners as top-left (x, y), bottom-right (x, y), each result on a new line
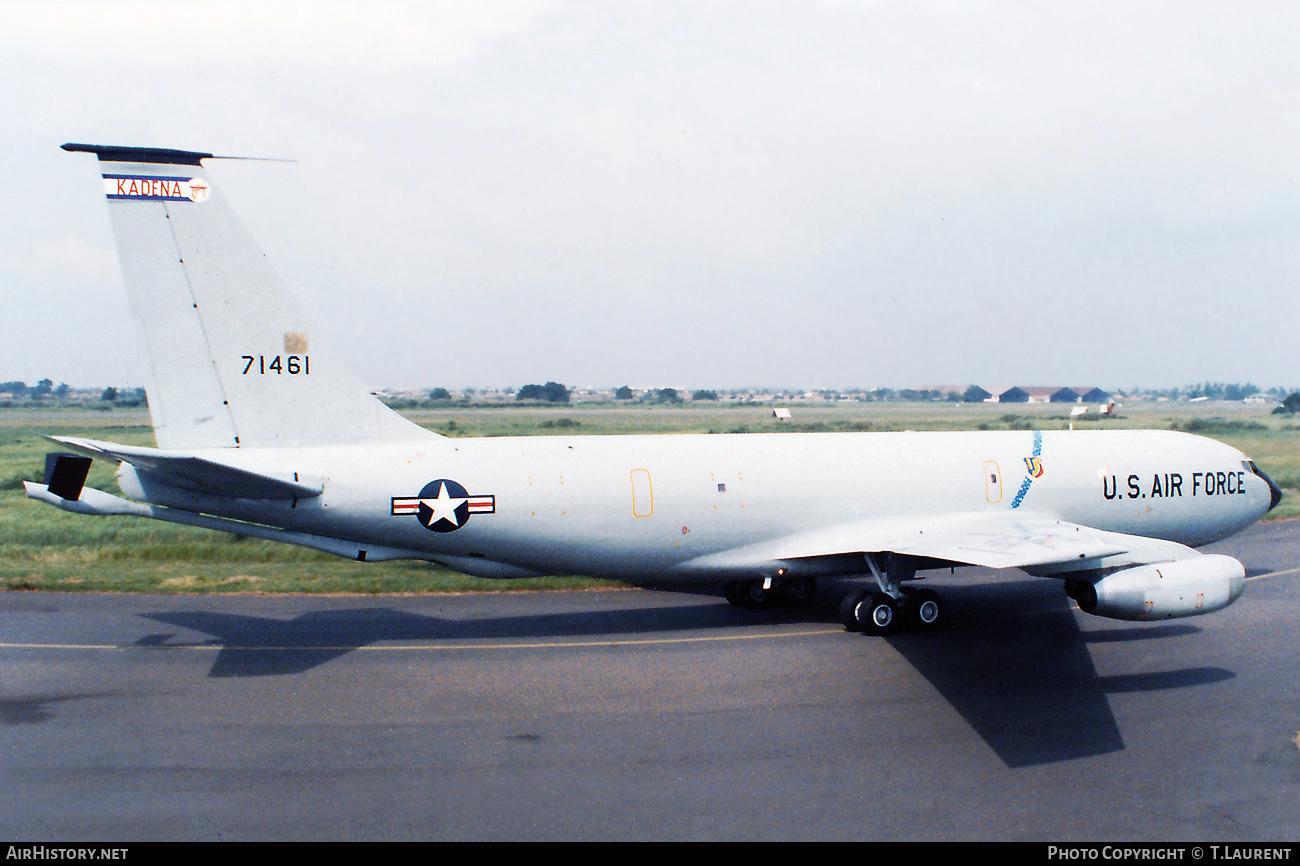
top-left (28, 143), bottom-right (1283, 635)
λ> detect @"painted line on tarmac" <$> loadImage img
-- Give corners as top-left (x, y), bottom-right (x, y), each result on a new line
top-left (1247, 566), bottom-right (1300, 582)
top-left (0, 625), bottom-right (844, 654)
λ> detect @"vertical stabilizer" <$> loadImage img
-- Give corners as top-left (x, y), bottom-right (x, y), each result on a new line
top-left (64, 143), bottom-right (433, 449)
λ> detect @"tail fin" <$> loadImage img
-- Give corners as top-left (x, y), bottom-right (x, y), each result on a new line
top-left (63, 143), bottom-right (433, 450)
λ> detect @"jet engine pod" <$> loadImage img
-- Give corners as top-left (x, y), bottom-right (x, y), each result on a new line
top-left (1068, 554), bottom-right (1246, 621)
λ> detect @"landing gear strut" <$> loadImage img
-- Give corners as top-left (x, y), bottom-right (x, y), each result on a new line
top-left (838, 554), bottom-right (944, 635)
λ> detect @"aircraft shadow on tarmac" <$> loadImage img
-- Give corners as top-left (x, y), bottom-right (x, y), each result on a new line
top-left (0, 692), bottom-right (117, 725)
top-left (138, 598), bottom-right (765, 678)
top-left (882, 578), bottom-right (1234, 767)
top-left (139, 577), bottom-right (1234, 769)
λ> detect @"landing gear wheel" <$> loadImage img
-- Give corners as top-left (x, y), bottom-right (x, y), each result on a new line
top-left (728, 577), bottom-right (816, 609)
top-left (839, 589), bottom-right (869, 632)
top-left (903, 588), bottom-right (943, 630)
top-left (725, 579), bottom-right (775, 608)
top-left (859, 593), bottom-right (900, 635)
top-left (780, 577), bottom-right (816, 607)
top-left (841, 590), bottom-right (901, 635)
top-left (742, 580), bottom-right (772, 607)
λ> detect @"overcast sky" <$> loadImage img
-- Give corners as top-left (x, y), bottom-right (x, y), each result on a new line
top-left (3, 1), bottom-right (1298, 392)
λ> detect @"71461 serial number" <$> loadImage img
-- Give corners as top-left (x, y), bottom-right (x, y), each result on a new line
top-left (242, 355), bottom-right (310, 375)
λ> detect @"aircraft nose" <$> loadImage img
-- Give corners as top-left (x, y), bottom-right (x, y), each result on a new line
top-left (1248, 461), bottom-right (1284, 512)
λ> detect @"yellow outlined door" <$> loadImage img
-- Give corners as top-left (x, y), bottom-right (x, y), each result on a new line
top-left (984, 461), bottom-right (1003, 504)
top-left (631, 468), bottom-right (653, 517)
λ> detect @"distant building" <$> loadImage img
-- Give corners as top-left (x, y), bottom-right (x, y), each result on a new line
top-left (1049, 387), bottom-right (1079, 403)
top-left (1075, 387), bottom-right (1111, 403)
top-left (1020, 387), bottom-right (1067, 403)
top-left (994, 385), bottom-right (1111, 404)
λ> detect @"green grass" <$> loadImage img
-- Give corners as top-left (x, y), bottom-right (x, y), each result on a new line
top-left (3, 400), bottom-right (1296, 593)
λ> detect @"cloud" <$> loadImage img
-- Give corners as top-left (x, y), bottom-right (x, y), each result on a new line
top-left (9, 235), bottom-right (119, 285)
top-left (0, 0), bottom-right (553, 68)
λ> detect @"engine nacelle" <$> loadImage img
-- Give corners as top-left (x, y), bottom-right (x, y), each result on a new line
top-left (1066, 555), bottom-right (1246, 621)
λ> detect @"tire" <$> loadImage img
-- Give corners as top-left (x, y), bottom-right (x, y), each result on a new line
top-left (859, 593), bottom-right (899, 636)
top-left (742, 579), bottom-right (772, 608)
top-left (908, 588), bottom-right (942, 630)
top-left (839, 589), bottom-right (869, 631)
top-left (780, 577), bottom-right (816, 607)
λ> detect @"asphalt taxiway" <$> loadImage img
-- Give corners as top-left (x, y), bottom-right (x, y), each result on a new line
top-left (2, 521), bottom-right (1297, 841)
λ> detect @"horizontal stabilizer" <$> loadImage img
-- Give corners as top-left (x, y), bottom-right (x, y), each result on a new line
top-left (49, 436), bottom-right (323, 501)
top-left (25, 481), bottom-right (426, 562)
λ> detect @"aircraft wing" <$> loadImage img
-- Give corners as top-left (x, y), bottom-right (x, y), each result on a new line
top-left (680, 510), bottom-right (1200, 577)
top-left (48, 436), bottom-right (324, 501)
top-left (794, 512), bottom-right (1135, 570)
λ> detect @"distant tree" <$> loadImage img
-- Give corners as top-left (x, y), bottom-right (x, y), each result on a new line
top-left (962, 385), bottom-right (992, 403)
top-left (1187, 382), bottom-right (1260, 401)
top-left (55, 383), bottom-right (71, 399)
top-left (34, 379), bottom-right (53, 398)
top-left (516, 382), bottom-right (570, 403)
top-left (0, 381), bottom-right (27, 397)
top-left (428, 387), bottom-right (452, 401)
top-left (654, 388), bottom-right (681, 403)
top-left (101, 387), bottom-right (118, 402)
top-left (615, 386), bottom-right (634, 400)
top-left (692, 389), bottom-right (718, 401)
top-left (1223, 383), bottom-right (1260, 401)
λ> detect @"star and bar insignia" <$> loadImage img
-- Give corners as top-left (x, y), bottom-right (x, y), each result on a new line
top-left (392, 479), bottom-right (495, 533)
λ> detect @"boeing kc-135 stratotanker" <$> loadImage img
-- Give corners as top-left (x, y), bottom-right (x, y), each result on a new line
top-left (29, 143), bottom-right (1283, 634)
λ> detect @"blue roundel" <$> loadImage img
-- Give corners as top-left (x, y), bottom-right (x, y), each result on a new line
top-left (391, 480), bottom-right (495, 533)
top-left (417, 478), bottom-right (471, 533)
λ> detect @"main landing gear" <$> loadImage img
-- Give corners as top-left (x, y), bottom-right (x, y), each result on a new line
top-left (839, 586), bottom-right (942, 635)
top-left (838, 554), bottom-right (944, 636)
top-left (723, 576), bottom-right (817, 609)
top-left (722, 554), bottom-right (946, 635)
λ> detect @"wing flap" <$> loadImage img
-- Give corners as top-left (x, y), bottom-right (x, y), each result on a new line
top-left (49, 436), bottom-right (323, 501)
top-left (775, 512), bottom-right (1131, 569)
top-left (677, 511), bottom-right (1197, 578)
top-left (885, 518), bottom-right (1129, 569)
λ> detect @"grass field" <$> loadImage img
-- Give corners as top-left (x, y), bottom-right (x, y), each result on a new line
top-left (2, 399), bottom-right (1296, 594)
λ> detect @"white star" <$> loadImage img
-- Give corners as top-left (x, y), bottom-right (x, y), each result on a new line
top-left (421, 482), bottom-right (467, 528)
